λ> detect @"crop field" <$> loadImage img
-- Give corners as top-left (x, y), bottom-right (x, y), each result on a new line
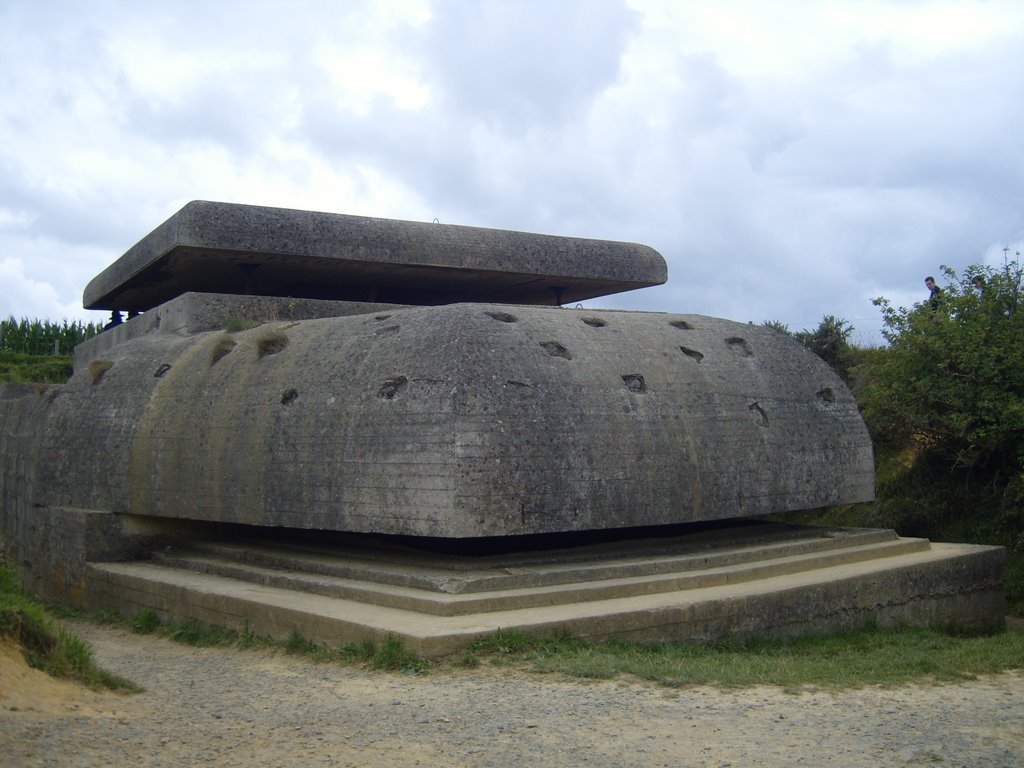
top-left (0, 317), bottom-right (101, 357)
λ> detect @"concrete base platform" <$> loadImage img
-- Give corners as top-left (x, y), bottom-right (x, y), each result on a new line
top-left (84, 522), bottom-right (1005, 656)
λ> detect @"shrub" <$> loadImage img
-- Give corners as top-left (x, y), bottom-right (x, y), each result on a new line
top-left (857, 256), bottom-right (1024, 553)
top-left (863, 261), bottom-right (1024, 475)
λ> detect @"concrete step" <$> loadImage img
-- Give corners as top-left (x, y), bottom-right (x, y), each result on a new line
top-left (86, 540), bottom-right (1005, 657)
top-left (160, 523), bottom-right (903, 593)
top-left (149, 537), bottom-right (931, 616)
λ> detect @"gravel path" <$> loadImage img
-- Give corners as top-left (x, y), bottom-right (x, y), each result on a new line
top-left (2, 621), bottom-right (1023, 767)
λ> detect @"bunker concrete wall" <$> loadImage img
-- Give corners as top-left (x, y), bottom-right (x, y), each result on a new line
top-left (0, 385), bottom-right (48, 573)
top-left (75, 292), bottom-right (407, 370)
top-left (12, 304), bottom-right (873, 538)
top-left (0, 384), bottom-right (214, 601)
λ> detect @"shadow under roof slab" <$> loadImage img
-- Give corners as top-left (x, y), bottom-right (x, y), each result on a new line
top-left (84, 201), bottom-right (668, 312)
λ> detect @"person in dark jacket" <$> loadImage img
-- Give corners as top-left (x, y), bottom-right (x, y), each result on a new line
top-left (925, 276), bottom-right (941, 310)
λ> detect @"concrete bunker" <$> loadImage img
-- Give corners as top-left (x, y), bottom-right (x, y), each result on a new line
top-left (0, 201), bottom-right (1005, 653)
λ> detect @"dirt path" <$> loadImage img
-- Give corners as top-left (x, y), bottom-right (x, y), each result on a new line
top-left (2, 621), bottom-right (1023, 767)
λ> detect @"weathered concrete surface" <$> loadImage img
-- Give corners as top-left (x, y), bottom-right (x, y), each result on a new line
top-left (10, 305), bottom-right (873, 539)
top-left (153, 523), bottom-right (909, 599)
top-left (83, 532), bottom-right (1006, 656)
top-left (2, 202), bottom-right (1002, 650)
top-left (0, 385), bottom-right (187, 602)
top-left (74, 292), bottom-right (407, 369)
top-left (83, 201), bottom-right (668, 312)
top-left (147, 529), bottom-right (933, 615)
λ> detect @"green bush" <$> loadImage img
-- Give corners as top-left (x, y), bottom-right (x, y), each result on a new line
top-left (795, 314), bottom-right (856, 383)
top-left (864, 261), bottom-right (1024, 472)
top-left (856, 258), bottom-right (1024, 553)
top-left (762, 315), bottom-right (861, 386)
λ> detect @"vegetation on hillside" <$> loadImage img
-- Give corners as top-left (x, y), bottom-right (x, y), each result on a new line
top-left (777, 254), bottom-right (1024, 613)
top-left (0, 350), bottom-right (74, 384)
top-left (0, 553), bottom-right (138, 691)
top-left (865, 261), bottom-right (1022, 535)
top-left (0, 318), bottom-right (101, 383)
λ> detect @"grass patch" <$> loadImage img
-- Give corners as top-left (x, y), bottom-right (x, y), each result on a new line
top-left (167, 618), bottom-right (242, 646)
top-left (128, 611), bottom-right (275, 652)
top-left (369, 635), bottom-right (429, 674)
top-left (467, 624), bottom-right (1024, 690)
top-left (0, 350), bottom-right (73, 383)
top-left (255, 329), bottom-right (288, 358)
top-left (132, 610), bottom-right (160, 634)
top-left (8, 581), bottom-right (1023, 691)
top-left (278, 631), bottom-right (427, 673)
top-left (337, 637), bottom-right (378, 664)
top-left (87, 358), bottom-right (113, 385)
top-left (115, 609), bottom-right (427, 673)
top-left (208, 334), bottom-right (237, 366)
top-left (284, 629), bottom-right (322, 655)
top-left (25, 594), bottom-right (1024, 690)
top-left (0, 557), bottom-right (139, 692)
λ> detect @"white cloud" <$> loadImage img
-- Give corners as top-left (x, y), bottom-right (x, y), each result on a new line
top-left (0, 256), bottom-right (102, 323)
top-left (633, 0), bottom-right (1024, 81)
top-left (0, 0), bottom-right (1022, 347)
top-left (417, 0), bottom-right (639, 133)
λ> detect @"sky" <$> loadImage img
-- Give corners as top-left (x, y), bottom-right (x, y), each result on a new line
top-left (2, 0), bottom-right (1023, 345)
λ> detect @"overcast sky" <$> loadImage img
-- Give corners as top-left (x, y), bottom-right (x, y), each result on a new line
top-left (2, 0), bottom-right (1022, 344)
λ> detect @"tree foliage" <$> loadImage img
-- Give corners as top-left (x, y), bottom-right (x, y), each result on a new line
top-left (860, 257), bottom-right (1024, 548)
top-left (760, 319), bottom-right (792, 335)
top-left (762, 316), bottom-right (856, 384)
top-left (794, 315), bottom-right (855, 383)
top-left (864, 260), bottom-right (1024, 471)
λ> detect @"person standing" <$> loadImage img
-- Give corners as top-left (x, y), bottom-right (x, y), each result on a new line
top-left (925, 276), bottom-right (941, 310)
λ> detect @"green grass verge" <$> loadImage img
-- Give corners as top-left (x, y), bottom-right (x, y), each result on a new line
top-left (0, 560), bottom-right (139, 692)
top-left (100, 607), bottom-right (1024, 690)
top-left (7, 554), bottom-right (1021, 692)
top-left (468, 624), bottom-right (1024, 691)
top-left (123, 611), bottom-right (429, 675)
top-left (16, 593), bottom-right (1024, 691)
top-left (0, 351), bottom-right (73, 384)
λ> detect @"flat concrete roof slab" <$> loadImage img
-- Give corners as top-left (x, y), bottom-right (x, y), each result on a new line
top-left (84, 201), bottom-right (668, 312)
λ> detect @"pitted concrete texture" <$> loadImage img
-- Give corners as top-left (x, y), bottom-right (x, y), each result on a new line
top-left (73, 292), bottom-right (408, 370)
top-left (83, 201), bottom-right (668, 312)
top-left (14, 305), bottom-right (873, 538)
